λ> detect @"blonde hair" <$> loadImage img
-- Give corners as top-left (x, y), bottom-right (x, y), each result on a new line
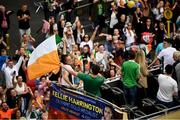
top-left (135, 50), bottom-right (146, 64)
top-left (173, 51), bottom-right (180, 61)
top-left (135, 50), bottom-right (148, 76)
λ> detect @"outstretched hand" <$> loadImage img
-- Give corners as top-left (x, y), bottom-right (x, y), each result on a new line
top-left (60, 63), bottom-right (64, 68)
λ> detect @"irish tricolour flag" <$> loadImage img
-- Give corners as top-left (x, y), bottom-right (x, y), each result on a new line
top-left (27, 35), bottom-right (61, 80)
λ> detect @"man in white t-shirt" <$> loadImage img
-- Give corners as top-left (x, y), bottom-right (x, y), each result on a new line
top-left (149, 39), bottom-right (176, 70)
top-left (156, 64), bottom-right (178, 108)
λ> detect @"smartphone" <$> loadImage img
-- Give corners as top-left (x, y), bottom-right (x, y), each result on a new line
top-left (13, 71), bottom-right (16, 75)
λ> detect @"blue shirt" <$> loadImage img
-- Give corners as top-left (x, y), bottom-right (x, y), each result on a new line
top-left (156, 43), bottom-right (164, 55)
top-left (105, 41), bottom-right (114, 53)
top-left (0, 56), bottom-right (8, 70)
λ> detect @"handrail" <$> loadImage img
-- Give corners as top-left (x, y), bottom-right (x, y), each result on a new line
top-left (134, 105), bottom-right (180, 120)
top-left (34, 0), bottom-right (93, 14)
top-left (34, 0), bottom-right (44, 13)
top-left (58, 0), bottom-right (113, 15)
top-left (58, 3), bottom-right (93, 15)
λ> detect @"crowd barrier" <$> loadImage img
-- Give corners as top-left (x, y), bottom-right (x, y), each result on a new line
top-left (135, 105), bottom-right (180, 120)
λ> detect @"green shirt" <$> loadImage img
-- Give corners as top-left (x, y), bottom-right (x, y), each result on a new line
top-left (121, 60), bottom-right (140, 88)
top-left (97, 4), bottom-right (103, 15)
top-left (77, 73), bottom-right (105, 97)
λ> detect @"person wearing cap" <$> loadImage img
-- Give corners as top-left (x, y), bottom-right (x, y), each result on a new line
top-left (63, 22), bottom-right (73, 34)
top-left (63, 22), bottom-right (75, 53)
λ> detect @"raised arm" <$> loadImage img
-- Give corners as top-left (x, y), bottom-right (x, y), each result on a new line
top-left (81, 27), bottom-right (85, 37)
top-left (99, 33), bottom-right (109, 37)
top-left (62, 38), bottom-right (67, 55)
top-left (72, 17), bottom-right (79, 30)
top-left (90, 26), bottom-right (99, 41)
top-left (29, 35), bottom-right (36, 42)
top-left (27, 87), bottom-right (34, 97)
top-left (110, 61), bottom-right (121, 70)
top-left (1, 61), bottom-right (7, 71)
top-left (15, 56), bottom-right (24, 72)
top-left (172, 2), bottom-right (177, 10)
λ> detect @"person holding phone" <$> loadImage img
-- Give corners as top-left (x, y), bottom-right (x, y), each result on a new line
top-left (17, 4), bottom-right (31, 38)
top-left (1, 55), bottom-right (24, 89)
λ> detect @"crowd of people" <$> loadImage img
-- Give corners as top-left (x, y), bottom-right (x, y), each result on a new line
top-left (0, 0), bottom-right (180, 119)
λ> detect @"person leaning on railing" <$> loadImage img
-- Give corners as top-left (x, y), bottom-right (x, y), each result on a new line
top-left (61, 63), bottom-right (105, 97)
top-left (156, 64), bottom-right (178, 108)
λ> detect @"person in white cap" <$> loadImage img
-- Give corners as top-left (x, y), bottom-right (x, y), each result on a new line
top-left (63, 22), bottom-right (75, 53)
